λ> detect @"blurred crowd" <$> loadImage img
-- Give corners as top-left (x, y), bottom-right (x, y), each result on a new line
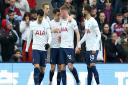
top-left (0, 0), bottom-right (128, 63)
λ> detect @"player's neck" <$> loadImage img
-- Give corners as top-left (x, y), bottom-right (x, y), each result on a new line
top-left (86, 14), bottom-right (91, 20)
top-left (62, 15), bottom-right (69, 20)
top-left (54, 18), bottom-right (60, 22)
top-left (44, 14), bottom-right (48, 18)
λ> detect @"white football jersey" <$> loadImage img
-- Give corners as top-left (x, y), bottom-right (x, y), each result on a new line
top-left (26, 20), bottom-right (51, 51)
top-left (60, 19), bottom-right (78, 48)
top-left (50, 19), bottom-right (61, 48)
top-left (78, 17), bottom-right (101, 51)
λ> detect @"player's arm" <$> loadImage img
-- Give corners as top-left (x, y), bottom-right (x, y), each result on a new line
top-left (25, 28), bottom-right (32, 52)
top-left (47, 28), bottom-right (52, 45)
top-left (77, 32), bottom-right (87, 48)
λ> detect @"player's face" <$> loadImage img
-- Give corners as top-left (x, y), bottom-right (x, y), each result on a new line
top-left (43, 5), bottom-right (50, 16)
top-left (31, 13), bottom-right (37, 20)
top-left (54, 12), bottom-right (60, 20)
top-left (60, 9), bottom-right (68, 19)
top-left (82, 8), bottom-right (89, 16)
top-left (37, 15), bottom-right (43, 24)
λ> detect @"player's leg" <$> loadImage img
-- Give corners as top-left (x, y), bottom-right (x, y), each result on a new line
top-left (85, 51), bottom-right (94, 85)
top-left (67, 63), bottom-right (80, 84)
top-left (66, 49), bottom-right (80, 84)
top-left (49, 48), bottom-right (58, 84)
top-left (89, 51), bottom-right (100, 85)
top-left (39, 51), bottom-right (47, 84)
top-left (49, 64), bottom-right (56, 85)
top-left (57, 64), bottom-right (61, 85)
top-left (60, 64), bottom-right (66, 85)
top-left (39, 67), bottom-right (45, 84)
top-left (32, 50), bottom-right (41, 85)
top-left (59, 48), bottom-right (67, 85)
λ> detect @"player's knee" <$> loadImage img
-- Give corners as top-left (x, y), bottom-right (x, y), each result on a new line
top-left (40, 67), bottom-right (45, 73)
top-left (60, 64), bottom-right (66, 71)
top-left (34, 64), bottom-right (40, 68)
top-left (68, 63), bottom-right (73, 70)
top-left (51, 64), bottom-right (55, 71)
top-left (89, 63), bottom-right (96, 67)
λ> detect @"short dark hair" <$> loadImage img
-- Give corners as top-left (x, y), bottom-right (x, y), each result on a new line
top-left (30, 9), bottom-right (37, 14)
top-left (116, 13), bottom-right (123, 17)
top-left (84, 4), bottom-right (91, 13)
top-left (22, 12), bottom-right (31, 21)
top-left (37, 9), bottom-right (44, 16)
top-left (53, 9), bottom-right (60, 14)
top-left (8, 9), bottom-right (14, 15)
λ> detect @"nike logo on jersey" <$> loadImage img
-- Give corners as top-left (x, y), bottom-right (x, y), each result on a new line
top-left (35, 30), bottom-right (46, 35)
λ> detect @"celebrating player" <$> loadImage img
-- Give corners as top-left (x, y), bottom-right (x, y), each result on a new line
top-left (76, 4), bottom-right (101, 85)
top-left (25, 9), bottom-right (51, 85)
top-left (49, 9), bottom-right (61, 85)
top-left (59, 5), bottom-right (80, 85)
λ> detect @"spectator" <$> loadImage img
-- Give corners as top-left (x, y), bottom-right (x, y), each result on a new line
top-left (27, 0), bottom-right (36, 10)
top-left (30, 9), bottom-right (37, 21)
top-left (7, 10), bottom-right (21, 38)
top-left (97, 11), bottom-right (106, 31)
top-left (101, 23), bottom-right (111, 48)
top-left (104, 0), bottom-right (112, 25)
top-left (120, 23), bottom-right (128, 62)
top-left (15, 0), bottom-right (30, 16)
top-left (10, 49), bottom-right (22, 62)
top-left (0, 19), bottom-right (18, 62)
top-left (111, 13), bottom-right (124, 36)
top-left (4, 0), bottom-right (22, 21)
top-left (123, 8), bottom-right (128, 24)
top-left (105, 33), bottom-right (126, 63)
top-left (112, 0), bottom-right (123, 15)
top-left (20, 12), bottom-right (32, 62)
top-left (97, 0), bottom-right (105, 12)
top-left (64, 0), bottom-right (75, 15)
top-left (51, 0), bottom-right (64, 9)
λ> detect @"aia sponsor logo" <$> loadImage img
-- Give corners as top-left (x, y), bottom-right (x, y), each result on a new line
top-left (35, 30), bottom-right (46, 35)
top-left (61, 27), bottom-right (68, 32)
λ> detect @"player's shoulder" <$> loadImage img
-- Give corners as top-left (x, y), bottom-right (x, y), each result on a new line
top-left (90, 17), bottom-right (97, 23)
top-left (42, 19), bottom-right (50, 28)
top-left (70, 18), bottom-right (77, 24)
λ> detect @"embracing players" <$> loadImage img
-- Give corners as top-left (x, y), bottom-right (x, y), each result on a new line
top-left (25, 9), bottom-right (51, 85)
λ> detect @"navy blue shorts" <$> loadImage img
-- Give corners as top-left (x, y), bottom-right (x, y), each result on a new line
top-left (50, 48), bottom-right (60, 64)
top-left (32, 50), bottom-right (47, 67)
top-left (85, 50), bottom-right (99, 65)
top-left (59, 48), bottom-right (74, 64)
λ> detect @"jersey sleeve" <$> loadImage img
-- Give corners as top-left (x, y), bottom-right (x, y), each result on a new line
top-left (45, 21), bottom-right (52, 44)
top-left (25, 23), bottom-right (33, 52)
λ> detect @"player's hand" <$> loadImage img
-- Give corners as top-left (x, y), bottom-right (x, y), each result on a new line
top-left (45, 43), bottom-right (50, 50)
top-left (91, 51), bottom-right (96, 55)
top-left (53, 28), bottom-right (60, 33)
top-left (75, 47), bottom-right (81, 54)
